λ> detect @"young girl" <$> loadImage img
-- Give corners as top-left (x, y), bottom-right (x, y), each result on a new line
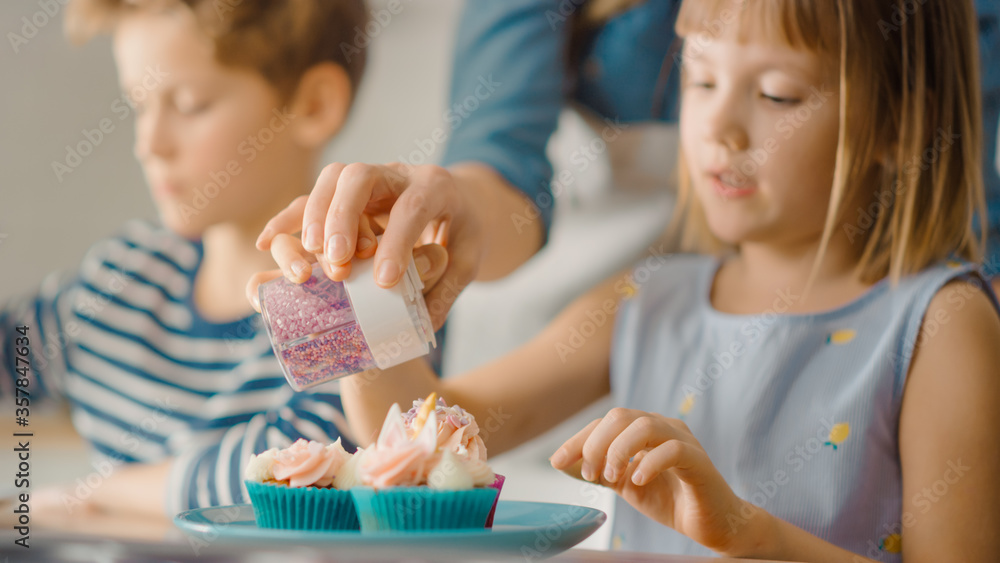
top-left (256, 0), bottom-right (1000, 559)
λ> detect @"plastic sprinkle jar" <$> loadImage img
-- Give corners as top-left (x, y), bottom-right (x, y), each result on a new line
top-left (258, 256), bottom-right (436, 391)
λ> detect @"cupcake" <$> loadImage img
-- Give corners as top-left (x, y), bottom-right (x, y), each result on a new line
top-left (243, 438), bottom-right (360, 530)
top-left (349, 395), bottom-right (500, 532)
top-left (401, 396), bottom-right (487, 462)
top-left (401, 396), bottom-right (506, 526)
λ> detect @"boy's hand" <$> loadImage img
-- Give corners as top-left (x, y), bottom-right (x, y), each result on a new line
top-left (550, 408), bottom-right (758, 555)
top-left (254, 163), bottom-right (483, 330)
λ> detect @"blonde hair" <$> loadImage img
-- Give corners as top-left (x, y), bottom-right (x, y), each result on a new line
top-left (672, 0), bottom-right (985, 284)
top-left (65, 0), bottom-right (369, 101)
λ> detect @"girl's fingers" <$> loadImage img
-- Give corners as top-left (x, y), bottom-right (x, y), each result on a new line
top-left (550, 419), bottom-right (602, 471)
top-left (270, 233), bottom-right (313, 283)
top-left (301, 163), bottom-right (347, 253)
top-left (245, 269), bottom-right (284, 312)
top-left (631, 439), bottom-right (704, 487)
top-left (602, 417), bottom-right (679, 484)
top-left (257, 195), bottom-right (308, 251)
top-left (577, 408), bottom-right (646, 483)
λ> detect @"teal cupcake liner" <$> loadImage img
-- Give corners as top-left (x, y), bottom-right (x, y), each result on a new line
top-left (244, 480), bottom-right (360, 531)
top-left (350, 486), bottom-right (499, 532)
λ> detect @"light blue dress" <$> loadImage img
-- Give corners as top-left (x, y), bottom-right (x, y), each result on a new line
top-left (610, 255), bottom-right (998, 558)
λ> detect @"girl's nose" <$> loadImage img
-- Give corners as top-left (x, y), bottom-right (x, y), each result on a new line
top-left (704, 91), bottom-right (750, 153)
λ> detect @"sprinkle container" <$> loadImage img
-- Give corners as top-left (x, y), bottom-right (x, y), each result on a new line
top-left (259, 256), bottom-right (436, 391)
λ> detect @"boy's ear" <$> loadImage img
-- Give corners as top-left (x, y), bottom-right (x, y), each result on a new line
top-left (287, 62), bottom-right (353, 148)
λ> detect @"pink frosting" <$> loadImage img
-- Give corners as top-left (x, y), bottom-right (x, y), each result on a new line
top-left (361, 404), bottom-right (438, 488)
top-left (361, 402), bottom-right (496, 489)
top-left (271, 438), bottom-right (350, 488)
top-left (361, 442), bottom-right (442, 489)
top-left (403, 398), bottom-right (487, 462)
top-left (437, 420), bottom-right (486, 462)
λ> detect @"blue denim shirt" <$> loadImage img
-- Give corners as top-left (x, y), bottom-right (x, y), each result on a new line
top-left (440, 0), bottom-right (1000, 267)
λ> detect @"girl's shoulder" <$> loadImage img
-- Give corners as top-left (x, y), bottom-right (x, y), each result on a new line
top-left (909, 260), bottom-right (1000, 348)
top-left (893, 260), bottom-right (999, 321)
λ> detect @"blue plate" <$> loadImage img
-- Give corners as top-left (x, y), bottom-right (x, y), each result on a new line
top-left (174, 500), bottom-right (606, 559)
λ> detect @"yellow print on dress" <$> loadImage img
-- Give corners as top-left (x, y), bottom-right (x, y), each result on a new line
top-left (879, 533), bottom-right (902, 553)
top-left (826, 329), bottom-right (857, 345)
top-left (678, 394), bottom-right (695, 419)
top-left (824, 423), bottom-right (850, 450)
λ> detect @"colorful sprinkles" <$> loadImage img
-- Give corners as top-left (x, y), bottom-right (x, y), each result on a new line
top-left (260, 269), bottom-right (376, 389)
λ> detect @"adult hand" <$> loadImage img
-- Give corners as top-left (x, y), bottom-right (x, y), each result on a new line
top-left (246, 226), bottom-right (450, 323)
top-left (254, 162), bottom-right (484, 329)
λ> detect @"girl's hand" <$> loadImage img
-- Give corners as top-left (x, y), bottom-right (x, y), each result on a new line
top-left (254, 162), bottom-right (483, 330)
top-left (550, 408), bottom-right (757, 555)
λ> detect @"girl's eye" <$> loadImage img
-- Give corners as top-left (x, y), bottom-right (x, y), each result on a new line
top-left (685, 80), bottom-right (714, 91)
top-left (761, 93), bottom-right (800, 105)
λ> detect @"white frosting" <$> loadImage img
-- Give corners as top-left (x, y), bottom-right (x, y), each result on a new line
top-left (333, 447), bottom-right (368, 490)
top-left (427, 450), bottom-right (475, 491)
top-left (464, 456), bottom-right (496, 487)
top-left (244, 447), bottom-right (279, 482)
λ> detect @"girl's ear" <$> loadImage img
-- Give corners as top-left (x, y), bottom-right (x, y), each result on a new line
top-left (286, 62), bottom-right (353, 149)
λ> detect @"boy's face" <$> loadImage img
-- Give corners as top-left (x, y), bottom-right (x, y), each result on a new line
top-left (113, 7), bottom-right (307, 239)
top-left (678, 26), bottom-right (841, 249)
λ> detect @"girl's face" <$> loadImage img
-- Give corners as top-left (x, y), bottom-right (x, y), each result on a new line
top-left (679, 28), bottom-right (841, 249)
top-left (112, 8), bottom-right (310, 239)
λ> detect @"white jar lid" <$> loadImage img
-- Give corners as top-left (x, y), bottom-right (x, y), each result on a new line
top-left (342, 253), bottom-right (436, 370)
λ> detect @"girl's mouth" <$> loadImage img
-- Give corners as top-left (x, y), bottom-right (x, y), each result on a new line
top-left (709, 171), bottom-right (757, 199)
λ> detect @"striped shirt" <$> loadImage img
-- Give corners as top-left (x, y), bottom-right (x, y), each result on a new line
top-left (0, 220), bottom-right (354, 515)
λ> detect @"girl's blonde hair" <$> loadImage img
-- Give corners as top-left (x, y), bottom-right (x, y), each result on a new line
top-left (672, 0), bottom-right (985, 284)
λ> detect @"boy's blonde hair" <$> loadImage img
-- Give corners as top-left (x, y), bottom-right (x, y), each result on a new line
top-left (65, 0), bottom-right (369, 101)
top-left (673, 0), bottom-right (985, 284)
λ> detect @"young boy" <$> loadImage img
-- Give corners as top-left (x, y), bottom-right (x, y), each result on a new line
top-left (1, 0), bottom-right (367, 520)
